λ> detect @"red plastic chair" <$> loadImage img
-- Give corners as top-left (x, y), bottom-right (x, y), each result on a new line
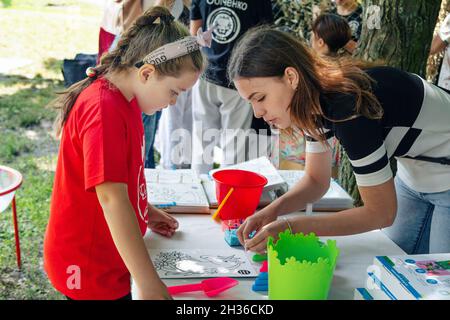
top-left (0, 165), bottom-right (23, 269)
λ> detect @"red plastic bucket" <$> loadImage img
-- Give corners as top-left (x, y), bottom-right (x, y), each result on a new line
top-left (212, 169), bottom-right (268, 220)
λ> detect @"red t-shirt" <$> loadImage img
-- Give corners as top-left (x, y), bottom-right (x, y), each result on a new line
top-left (44, 78), bottom-right (149, 300)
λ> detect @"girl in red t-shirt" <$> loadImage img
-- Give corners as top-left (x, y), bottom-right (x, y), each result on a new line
top-left (44, 6), bottom-right (204, 300)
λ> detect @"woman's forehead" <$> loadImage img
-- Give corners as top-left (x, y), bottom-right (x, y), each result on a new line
top-left (237, 77), bottom-right (278, 88)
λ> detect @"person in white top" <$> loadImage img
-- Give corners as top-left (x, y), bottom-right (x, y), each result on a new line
top-left (430, 13), bottom-right (450, 90)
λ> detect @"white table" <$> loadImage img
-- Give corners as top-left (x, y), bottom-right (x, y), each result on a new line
top-left (133, 213), bottom-right (405, 300)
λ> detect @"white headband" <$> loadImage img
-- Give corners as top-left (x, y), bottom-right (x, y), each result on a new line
top-left (135, 27), bottom-right (214, 67)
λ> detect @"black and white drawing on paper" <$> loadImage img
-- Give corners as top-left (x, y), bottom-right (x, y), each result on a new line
top-left (151, 249), bottom-right (258, 278)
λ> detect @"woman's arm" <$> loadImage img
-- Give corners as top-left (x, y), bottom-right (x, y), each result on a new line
top-left (244, 178), bottom-right (397, 253)
top-left (286, 178), bottom-right (397, 236)
top-left (237, 150), bottom-right (332, 245)
top-left (96, 182), bottom-right (171, 300)
top-left (272, 150), bottom-right (332, 215)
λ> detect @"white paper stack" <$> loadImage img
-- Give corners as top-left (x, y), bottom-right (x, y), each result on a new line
top-left (209, 156), bottom-right (286, 192)
top-left (277, 170), bottom-right (353, 211)
top-left (145, 169), bottom-right (210, 213)
top-left (145, 158), bottom-right (354, 213)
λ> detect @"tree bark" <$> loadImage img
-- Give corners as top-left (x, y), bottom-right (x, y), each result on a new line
top-left (338, 0), bottom-right (442, 206)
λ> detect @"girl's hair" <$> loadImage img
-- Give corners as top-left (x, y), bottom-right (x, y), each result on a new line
top-left (52, 6), bottom-right (203, 136)
top-left (228, 26), bottom-right (383, 142)
top-left (312, 14), bottom-right (352, 55)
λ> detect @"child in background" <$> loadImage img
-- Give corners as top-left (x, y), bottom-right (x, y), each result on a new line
top-left (278, 14), bottom-right (351, 174)
top-left (330, 0), bottom-right (363, 54)
top-left (155, 0), bottom-right (194, 169)
top-left (190, 0), bottom-right (274, 174)
top-left (310, 13), bottom-right (352, 57)
top-left (98, 0), bottom-right (157, 61)
top-left (45, 7), bottom-right (204, 300)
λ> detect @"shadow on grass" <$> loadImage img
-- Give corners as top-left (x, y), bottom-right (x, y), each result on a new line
top-left (43, 57), bottom-right (63, 75)
top-left (0, 73), bottom-right (62, 130)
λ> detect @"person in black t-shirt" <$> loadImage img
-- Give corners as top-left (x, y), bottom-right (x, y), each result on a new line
top-left (190, 0), bottom-right (274, 174)
top-left (155, 0), bottom-right (196, 170)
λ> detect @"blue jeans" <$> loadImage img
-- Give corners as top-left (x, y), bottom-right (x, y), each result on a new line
top-left (383, 177), bottom-right (450, 254)
top-left (142, 111), bottom-right (162, 168)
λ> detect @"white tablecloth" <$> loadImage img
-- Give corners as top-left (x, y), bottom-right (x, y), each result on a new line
top-left (133, 213), bottom-right (405, 300)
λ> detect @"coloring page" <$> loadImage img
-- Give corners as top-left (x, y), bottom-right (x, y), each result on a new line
top-left (150, 249), bottom-right (258, 278)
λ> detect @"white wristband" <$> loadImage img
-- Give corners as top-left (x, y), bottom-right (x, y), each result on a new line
top-left (282, 216), bottom-right (293, 234)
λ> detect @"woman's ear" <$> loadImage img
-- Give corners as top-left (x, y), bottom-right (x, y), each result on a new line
top-left (138, 64), bottom-right (156, 83)
top-left (284, 67), bottom-right (299, 91)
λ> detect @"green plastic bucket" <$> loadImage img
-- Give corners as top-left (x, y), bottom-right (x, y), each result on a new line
top-left (268, 230), bottom-right (339, 300)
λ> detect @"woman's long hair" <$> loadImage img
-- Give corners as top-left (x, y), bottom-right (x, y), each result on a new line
top-left (228, 26), bottom-right (383, 142)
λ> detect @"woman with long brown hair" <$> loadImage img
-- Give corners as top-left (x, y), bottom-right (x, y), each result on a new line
top-left (228, 27), bottom-right (450, 255)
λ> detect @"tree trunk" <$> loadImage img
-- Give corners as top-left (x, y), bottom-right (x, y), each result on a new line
top-left (338, 0), bottom-right (442, 206)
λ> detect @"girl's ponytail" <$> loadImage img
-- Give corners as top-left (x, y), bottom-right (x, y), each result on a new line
top-left (51, 5), bottom-right (203, 137)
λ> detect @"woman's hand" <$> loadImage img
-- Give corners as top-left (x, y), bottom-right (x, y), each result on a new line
top-left (242, 219), bottom-right (290, 254)
top-left (236, 206), bottom-right (278, 247)
top-left (147, 205), bottom-right (179, 237)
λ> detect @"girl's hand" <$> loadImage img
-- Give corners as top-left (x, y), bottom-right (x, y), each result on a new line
top-left (242, 219), bottom-right (290, 254)
top-left (137, 280), bottom-right (173, 300)
top-left (236, 207), bottom-right (278, 246)
top-left (147, 205), bottom-right (179, 237)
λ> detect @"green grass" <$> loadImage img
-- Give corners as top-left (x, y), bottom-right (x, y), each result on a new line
top-left (0, 132), bottom-right (32, 162)
top-left (0, 157), bottom-right (62, 300)
top-left (0, 77), bottom-right (60, 129)
top-left (1, 0), bottom-right (101, 16)
top-left (0, 1), bottom-right (102, 299)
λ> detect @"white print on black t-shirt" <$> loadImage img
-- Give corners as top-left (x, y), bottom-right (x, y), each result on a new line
top-left (348, 20), bottom-right (360, 38)
top-left (207, 7), bottom-right (241, 44)
top-left (206, 0), bottom-right (247, 11)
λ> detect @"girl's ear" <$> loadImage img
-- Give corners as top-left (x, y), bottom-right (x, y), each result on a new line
top-left (138, 64), bottom-right (156, 83)
top-left (318, 38), bottom-right (325, 48)
top-left (284, 67), bottom-right (299, 91)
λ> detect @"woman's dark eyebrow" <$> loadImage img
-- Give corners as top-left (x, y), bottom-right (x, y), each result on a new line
top-left (247, 92), bottom-right (260, 100)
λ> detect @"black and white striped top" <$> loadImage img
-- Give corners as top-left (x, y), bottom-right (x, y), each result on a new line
top-left (306, 66), bottom-right (450, 193)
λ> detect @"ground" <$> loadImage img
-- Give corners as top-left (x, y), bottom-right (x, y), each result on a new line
top-left (0, 0), bottom-right (102, 299)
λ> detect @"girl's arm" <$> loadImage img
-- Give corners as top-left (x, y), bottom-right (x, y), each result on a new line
top-left (96, 182), bottom-right (171, 300)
